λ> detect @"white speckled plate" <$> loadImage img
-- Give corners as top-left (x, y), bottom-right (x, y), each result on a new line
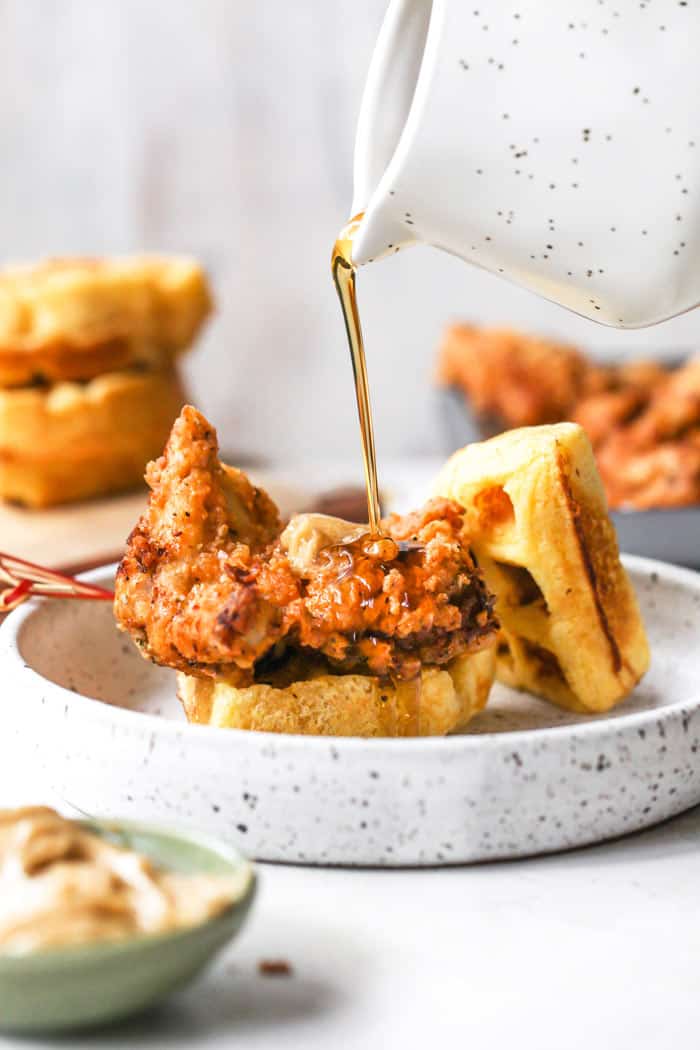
top-left (1, 557), bottom-right (699, 867)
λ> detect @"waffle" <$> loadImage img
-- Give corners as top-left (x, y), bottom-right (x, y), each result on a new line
top-left (176, 647), bottom-right (496, 737)
top-left (434, 423), bottom-right (650, 713)
top-left (0, 256), bottom-right (212, 387)
top-left (0, 368), bottom-right (185, 507)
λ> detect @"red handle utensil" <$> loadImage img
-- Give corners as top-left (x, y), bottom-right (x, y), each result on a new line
top-left (0, 552), bottom-right (114, 613)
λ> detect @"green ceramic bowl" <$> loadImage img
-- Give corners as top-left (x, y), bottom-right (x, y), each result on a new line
top-left (0, 820), bottom-right (256, 1033)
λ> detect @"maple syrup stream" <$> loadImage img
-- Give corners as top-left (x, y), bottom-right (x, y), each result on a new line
top-left (331, 212), bottom-right (383, 537)
top-left (331, 215), bottom-right (421, 730)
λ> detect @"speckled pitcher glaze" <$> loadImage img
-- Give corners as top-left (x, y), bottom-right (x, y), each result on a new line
top-left (351, 0), bottom-right (700, 327)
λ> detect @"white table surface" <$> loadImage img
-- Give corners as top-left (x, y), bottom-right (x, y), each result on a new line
top-left (1, 758), bottom-right (699, 1050)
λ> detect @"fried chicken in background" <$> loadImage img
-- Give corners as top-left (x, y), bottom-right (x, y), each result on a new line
top-left (437, 324), bottom-right (600, 428)
top-left (437, 323), bottom-right (700, 510)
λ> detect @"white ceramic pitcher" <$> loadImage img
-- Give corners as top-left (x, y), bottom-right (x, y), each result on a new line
top-left (350, 0), bottom-right (700, 327)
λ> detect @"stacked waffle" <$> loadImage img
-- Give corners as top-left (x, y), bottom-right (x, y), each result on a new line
top-left (0, 257), bottom-right (212, 507)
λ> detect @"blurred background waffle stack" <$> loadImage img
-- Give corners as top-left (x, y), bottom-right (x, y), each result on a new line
top-left (0, 256), bottom-right (212, 508)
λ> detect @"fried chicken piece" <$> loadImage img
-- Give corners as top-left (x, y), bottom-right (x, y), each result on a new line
top-left (593, 358), bottom-right (700, 508)
top-left (620, 357), bottom-right (700, 447)
top-left (115, 406), bottom-right (497, 683)
top-left (573, 387), bottom-right (647, 448)
top-left (613, 359), bottom-right (668, 391)
top-left (573, 358), bottom-right (686, 448)
top-left (597, 436), bottom-right (700, 509)
top-left (436, 324), bottom-right (594, 427)
top-left (436, 324), bottom-right (669, 435)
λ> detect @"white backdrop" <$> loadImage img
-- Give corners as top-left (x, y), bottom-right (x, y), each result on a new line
top-left (1, 0), bottom-right (698, 469)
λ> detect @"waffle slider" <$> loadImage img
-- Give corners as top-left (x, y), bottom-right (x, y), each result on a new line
top-left (115, 407), bottom-right (499, 737)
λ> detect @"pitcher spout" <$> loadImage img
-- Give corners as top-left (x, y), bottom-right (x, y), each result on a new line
top-left (349, 0), bottom-right (438, 266)
top-left (350, 208), bottom-right (417, 267)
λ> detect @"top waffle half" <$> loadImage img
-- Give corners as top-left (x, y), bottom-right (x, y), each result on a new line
top-left (434, 423), bottom-right (650, 713)
top-left (0, 256), bottom-right (212, 387)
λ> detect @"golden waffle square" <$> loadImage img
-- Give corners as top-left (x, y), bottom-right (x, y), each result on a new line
top-left (0, 256), bottom-right (212, 387)
top-left (434, 423), bottom-right (650, 713)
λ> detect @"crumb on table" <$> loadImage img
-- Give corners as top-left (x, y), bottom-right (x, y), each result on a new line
top-left (258, 958), bottom-right (293, 977)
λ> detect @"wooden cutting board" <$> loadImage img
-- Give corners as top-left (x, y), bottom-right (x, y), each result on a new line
top-left (0, 490), bottom-right (149, 571)
top-left (0, 471), bottom-right (324, 572)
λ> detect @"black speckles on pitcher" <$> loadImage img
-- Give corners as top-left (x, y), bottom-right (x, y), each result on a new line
top-left (361, 2), bottom-right (700, 325)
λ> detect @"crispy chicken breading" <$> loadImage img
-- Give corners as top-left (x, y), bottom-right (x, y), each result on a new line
top-left (591, 357), bottom-right (700, 508)
top-left (115, 407), bottom-right (497, 683)
top-left (436, 324), bottom-right (605, 427)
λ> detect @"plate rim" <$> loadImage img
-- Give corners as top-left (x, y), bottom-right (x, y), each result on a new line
top-left (1, 555), bottom-right (698, 753)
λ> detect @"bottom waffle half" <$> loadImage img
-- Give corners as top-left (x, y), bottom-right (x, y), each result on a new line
top-left (176, 647), bottom-right (496, 738)
top-left (0, 368), bottom-right (185, 507)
